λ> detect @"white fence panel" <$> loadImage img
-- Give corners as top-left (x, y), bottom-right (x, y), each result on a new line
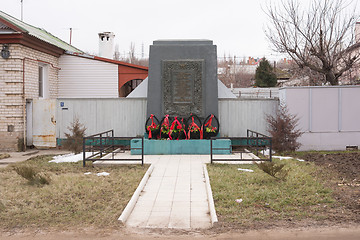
top-left (56, 98), bottom-right (278, 140)
top-left (56, 86), bottom-right (360, 151)
top-left (280, 86), bottom-right (360, 150)
top-left (218, 99), bottom-right (279, 137)
top-left (56, 98), bottom-right (147, 138)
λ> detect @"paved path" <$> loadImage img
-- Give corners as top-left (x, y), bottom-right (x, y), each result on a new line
top-left (96, 153), bottom-right (257, 229)
top-left (0, 149), bottom-right (70, 168)
top-left (126, 155), bottom-right (210, 229)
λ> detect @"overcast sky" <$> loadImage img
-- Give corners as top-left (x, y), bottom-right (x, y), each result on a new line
top-left (1, 0), bottom-right (358, 61)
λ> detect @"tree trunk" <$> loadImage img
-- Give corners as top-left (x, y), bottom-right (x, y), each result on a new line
top-left (325, 71), bottom-right (339, 85)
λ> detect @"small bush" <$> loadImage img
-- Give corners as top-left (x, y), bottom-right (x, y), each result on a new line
top-left (14, 165), bottom-right (37, 181)
top-left (0, 201), bottom-right (5, 211)
top-left (0, 153), bottom-right (10, 160)
top-left (36, 173), bottom-right (51, 185)
top-left (14, 165), bottom-right (50, 185)
top-left (17, 138), bottom-right (25, 152)
top-left (63, 117), bottom-right (87, 154)
top-left (254, 161), bottom-right (289, 180)
top-left (267, 104), bottom-right (303, 152)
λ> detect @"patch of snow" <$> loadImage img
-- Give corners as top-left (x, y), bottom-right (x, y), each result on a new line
top-left (49, 152), bottom-right (94, 163)
top-left (261, 149), bottom-right (275, 156)
top-left (84, 172), bottom-right (110, 176)
top-left (273, 156), bottom-right (306, 162)
top-left (97, 172), bottom-right (110, 176)
top-left (273, 156), bottom-right (293, 160)
top-left (237, 168), bottom-right (254, 172)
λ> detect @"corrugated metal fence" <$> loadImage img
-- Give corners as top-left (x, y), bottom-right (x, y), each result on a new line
top-left (56, 98), bottom-right (278, 139)
top-left (219, 99), bottom-right (279, 137)
top-left (56, 98), bottom-right (147, 139)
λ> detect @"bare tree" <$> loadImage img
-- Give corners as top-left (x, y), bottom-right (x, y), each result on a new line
top-left (114, 42), bottom-right (149, 67)
top-left (265, 0), bottom-right (360, 85)
top-left (234, 71), bottom-right (254, 87)
top-left (128, 42), bottom-right (136, 64)
top-left (218, 55), bottom-right (255, 87)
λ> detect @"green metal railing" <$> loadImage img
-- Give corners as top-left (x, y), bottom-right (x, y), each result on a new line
top-left (82, 130), bottom-right (143, 167)
top-left (210, 129), bottom-right (272, 163)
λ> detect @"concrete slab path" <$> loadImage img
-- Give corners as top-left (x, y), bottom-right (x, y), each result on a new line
top-left (126, 155), bottom-right (210, 229)
top-left (0, 149), bottom-right (70, 168)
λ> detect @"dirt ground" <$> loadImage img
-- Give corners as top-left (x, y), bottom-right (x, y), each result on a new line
top-left (299, 151), bottom-right (360, 223)
top-left (1, 225), bottom-right (360, 240)
top-left (301, 151), bottom-right (360, 182)
top-left (1, 151), bottom-right (359, 239)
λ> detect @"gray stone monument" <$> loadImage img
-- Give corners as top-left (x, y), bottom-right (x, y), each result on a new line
top-left (146, 40), bottom-right (218, 119)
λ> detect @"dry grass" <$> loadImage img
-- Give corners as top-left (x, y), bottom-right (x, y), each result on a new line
top-left (14, 165), bottom-right (51, 185)
top-left (207, 158), bottom-right (335, 227)
top-left (0, 155), bottom-right (148, 229)
top-left (0, 153), bottom-right (10, 160)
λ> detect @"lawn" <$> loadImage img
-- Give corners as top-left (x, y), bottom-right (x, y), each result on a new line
top-left (0, 155), bottom-right (148, 229)
top-left (207, 158), bottom-right (336, 227)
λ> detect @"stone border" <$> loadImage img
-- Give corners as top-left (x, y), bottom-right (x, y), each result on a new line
top-left (203, 164), bottom-right (218, 226)
top-left (118, 164), bottom-right (154, 224)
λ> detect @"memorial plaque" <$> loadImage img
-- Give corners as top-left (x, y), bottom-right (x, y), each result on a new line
top-left (162, 60), bottom-right (203, 117)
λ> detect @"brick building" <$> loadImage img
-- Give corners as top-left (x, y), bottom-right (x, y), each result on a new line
top-left (0, 11), bottom-right (148, 151)
top-left (0, 10), bottom-right (82, 151)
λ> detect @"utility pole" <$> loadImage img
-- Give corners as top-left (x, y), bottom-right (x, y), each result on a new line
top-left (21, 0), bottom-right (24, 21)
top-left (141, 42), bottom-right (144, 58)
top-left (233, 55), bottom-right (237, 85)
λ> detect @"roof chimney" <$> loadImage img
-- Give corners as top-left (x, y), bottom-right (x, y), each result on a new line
top-left (356, 22), bottom-right (360, 43)
top-left (98, 32), bottom-right (115, 59)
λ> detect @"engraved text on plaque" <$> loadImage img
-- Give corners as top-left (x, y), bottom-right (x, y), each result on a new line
top-left (162, 60), bottom-right (203, 116)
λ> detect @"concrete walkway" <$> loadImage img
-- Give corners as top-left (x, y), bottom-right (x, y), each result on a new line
top-left (0, 149), bottom-right (70, 168)
top-left (96, 153), bottom-right (257, 229)
top-left (127, 155), bottom-right (210, 229)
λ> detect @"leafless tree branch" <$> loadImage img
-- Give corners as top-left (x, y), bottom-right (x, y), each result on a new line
top-left (265, 0), bottom-right (360, 85)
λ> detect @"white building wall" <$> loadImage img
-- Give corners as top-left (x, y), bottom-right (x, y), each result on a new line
top-left (58, 54), bottom-right (118, 98)
top-left (280, 86), bottom-right (360, 151)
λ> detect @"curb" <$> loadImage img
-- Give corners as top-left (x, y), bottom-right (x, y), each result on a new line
top-left (248, 152), bottom-right (260, 160)
top-left (203, 164), bottom-right (218, 226)
top-left (118, 164), bottom-right (154, 224)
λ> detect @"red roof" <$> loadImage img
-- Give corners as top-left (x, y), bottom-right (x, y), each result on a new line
top-left (67, 52), bottom-right (148, 71)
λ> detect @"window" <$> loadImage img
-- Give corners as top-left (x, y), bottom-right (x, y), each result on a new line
top-left (38, 65), bottom-right (44, 97)
top-left (38, 64), bottom-right (49, 98)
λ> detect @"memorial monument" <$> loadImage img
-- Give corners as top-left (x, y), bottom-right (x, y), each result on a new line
top-left (131, 39), bottom-right (231, 154)
top-left (146, 40), bottom-right (218, 119)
